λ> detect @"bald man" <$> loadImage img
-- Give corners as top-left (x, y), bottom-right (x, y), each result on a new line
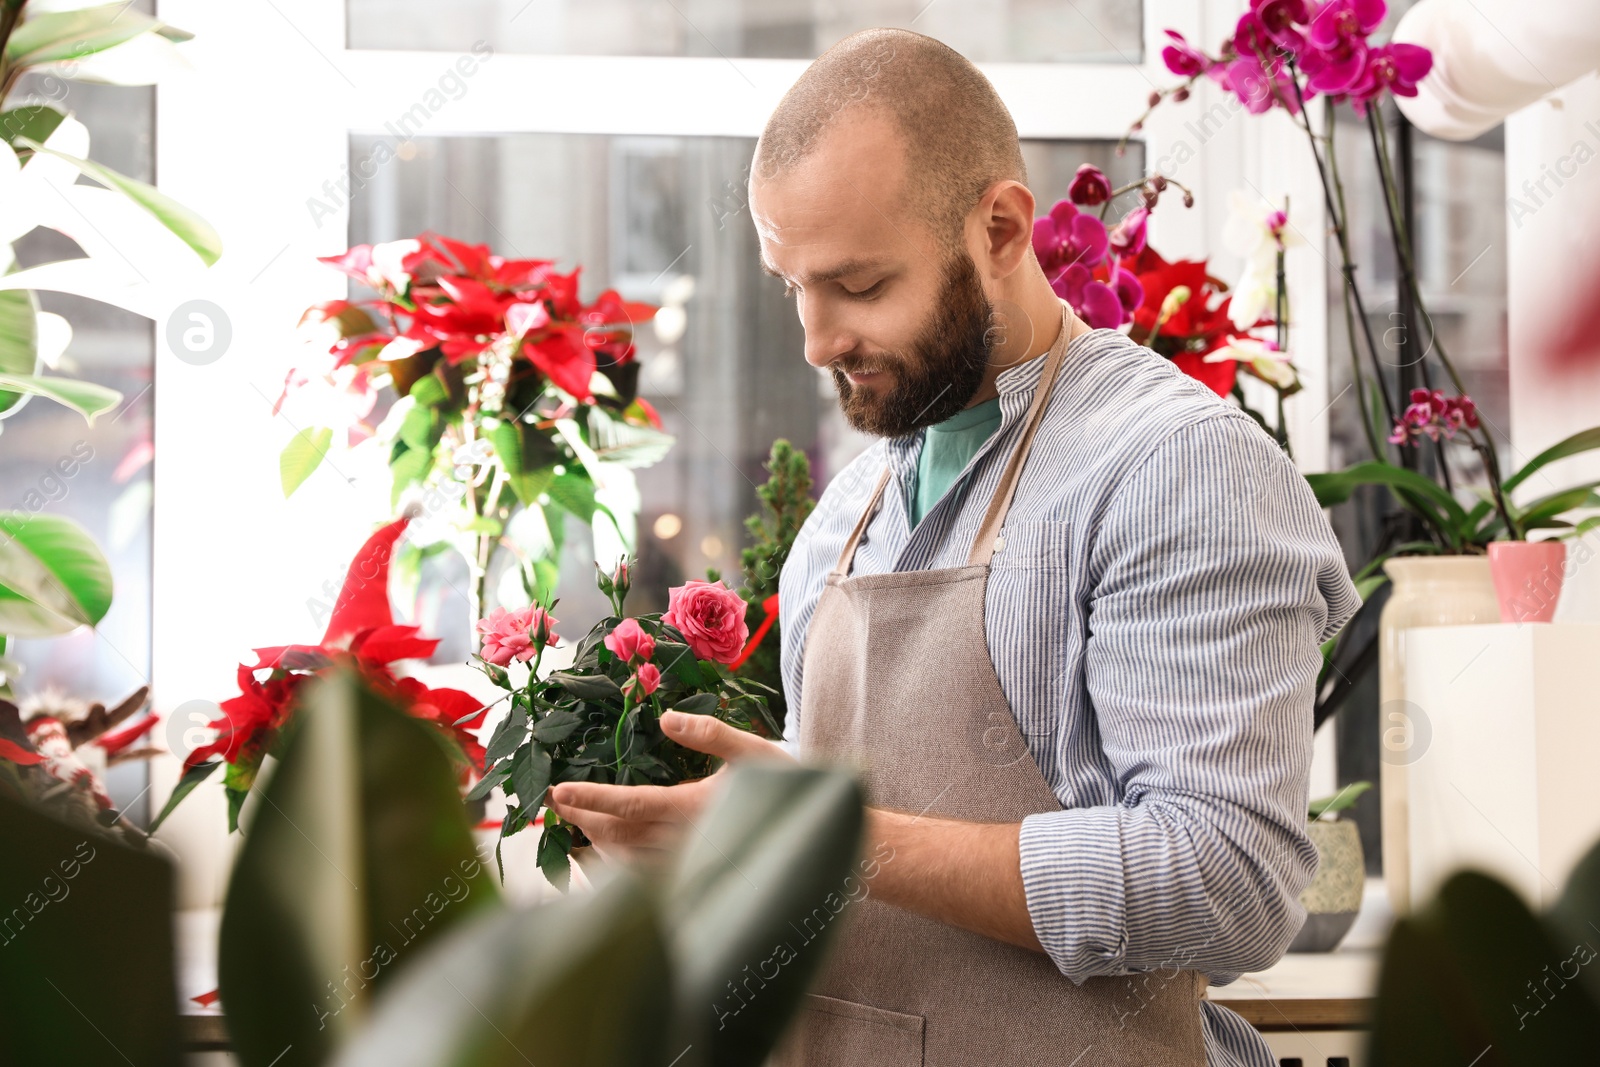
top-left (546, 28), bottom-right (1360, 1067)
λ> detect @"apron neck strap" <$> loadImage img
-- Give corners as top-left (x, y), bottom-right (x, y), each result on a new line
top-left (966, 301), bottom-right (1074, 567)
top-left (830, 301), bottom-right (1077, 578)
top-left (832, 467), bottom-right (893, 576)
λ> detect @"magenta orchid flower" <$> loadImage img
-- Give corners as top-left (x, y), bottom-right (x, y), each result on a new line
top-left (1351, 43), bottom-right (1433, 111)
top-left (1162, 29), bottom-right (1209, 77)
top-left (1109, 206), bottom-right (1150, 257)
top-left (1301, 0), bottom-right (1387, 95)
top-left (1389, 388), bottom-right (1479, 445)
top-left (1069, 164), bottom-right (1113, 207)
top-left (1032, 200), bottom-right (1110, 272)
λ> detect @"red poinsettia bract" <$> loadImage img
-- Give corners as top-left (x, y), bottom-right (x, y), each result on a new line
top-left (186, 518), bottom-right (487, 785)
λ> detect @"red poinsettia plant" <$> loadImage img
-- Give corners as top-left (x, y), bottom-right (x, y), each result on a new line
top-left (275, 233), bottom-right (676, 619)
top-left (1035, 169), bottom-right (1301, 451)
top-left (150, 518), bottom-right (488, 833)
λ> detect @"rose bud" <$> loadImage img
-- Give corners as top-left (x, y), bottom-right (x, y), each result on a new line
top-left (624, 663), bottom-right (662, 699)
top-left (604, 618), bottom-right (655, 664)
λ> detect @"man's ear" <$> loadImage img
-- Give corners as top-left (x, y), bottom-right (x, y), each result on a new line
top-left (978, 179), bottom-right (1038, 281)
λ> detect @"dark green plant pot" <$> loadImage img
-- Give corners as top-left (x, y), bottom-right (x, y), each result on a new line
top-left (1289, 819), bottom-right (1364, 953)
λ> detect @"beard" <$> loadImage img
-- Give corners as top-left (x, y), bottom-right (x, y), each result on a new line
top-left (830, 249), bottom-right (994, 437)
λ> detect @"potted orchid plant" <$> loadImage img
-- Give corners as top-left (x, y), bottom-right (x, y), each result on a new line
top-left (1140, 1), bottom-right (1600, 597)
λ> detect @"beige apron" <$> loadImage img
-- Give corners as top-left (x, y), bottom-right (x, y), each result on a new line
top-left (779, 304), bottom-right (1207, 1067)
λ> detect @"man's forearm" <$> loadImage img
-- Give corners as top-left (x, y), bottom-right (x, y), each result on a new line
top-left (864, 808), bottom-right (1044, 954)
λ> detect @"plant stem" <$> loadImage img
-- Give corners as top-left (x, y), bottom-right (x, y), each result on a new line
top-left (0, 2), bottom-right (24, 98)
top-left (1285, 72), bottom-right (1398, 438)
top-left (1367, 109), bottom-right (1519, 539)
top-left (1320, 99), bottom-right (1387, 461)
top-left (1365, 107), bottom-right (1456, 494)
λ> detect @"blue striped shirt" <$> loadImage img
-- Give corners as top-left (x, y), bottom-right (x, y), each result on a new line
top-left (779, 327), bottom-right (1361, 1066)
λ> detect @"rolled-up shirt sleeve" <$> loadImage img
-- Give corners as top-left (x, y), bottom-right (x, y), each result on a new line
top-left (1017, 415), bottom-right (1361, 984)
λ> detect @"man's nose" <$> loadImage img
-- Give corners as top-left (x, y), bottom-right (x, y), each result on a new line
top-left (799, 298), bottom-right (855, 371)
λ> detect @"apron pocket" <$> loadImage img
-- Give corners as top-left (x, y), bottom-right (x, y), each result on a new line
top-left (787, 993), bottom-right (925, 1066)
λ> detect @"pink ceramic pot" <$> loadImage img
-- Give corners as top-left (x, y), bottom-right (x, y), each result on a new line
top-left (1487, 541), bottom-right (1568, 623)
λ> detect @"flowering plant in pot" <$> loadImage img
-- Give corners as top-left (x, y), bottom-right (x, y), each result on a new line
top-left (150, 518), bottom-right (490, 833)
top-left (1138, 1), bottom-right (1600, 709)
top-left (278, 233), bottom-right (674, 623)
top-left (1143, 2), bottom-right (1600, 548)
top-left (468, 559), bottom-right (778, 889)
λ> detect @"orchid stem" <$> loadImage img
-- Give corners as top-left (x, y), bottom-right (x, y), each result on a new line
top-left (1285, 70), bottom-right (1398, 444)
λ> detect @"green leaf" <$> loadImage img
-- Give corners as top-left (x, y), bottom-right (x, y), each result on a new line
top-left (587, 406), bottom-right (676, 469)
top-left (463, 765), bottom-right (510, 803)
top-left (0, 792), bottom-right (180, 1066)
top-left (529, 707), bottom-right (582, 744)
top-left (4, 4), bottom-right (178, 66)
top-left (219, 670), bottom-right (498, 1067)
top-left (398, 403), bottom-right (442, 452)
top-left (655, 640), bottom-right (708, 688)
top-left (0, 512), bottom-right (113, 636)
top-left (407, 372), bottom-right (448, 407)
top-left (0, 287), bottom-right (38, 417)
top-left (488, 418), bottom-right (559, 506)
top-left (1515, 483), bottom-right (1600, 532)
top-left (1306, 461), bottom-right (1468, 528)
top-left (1503, 427), bottom-right (1600, 494)
top-left (482, 704), bottom-right (528, 764)
top-left (508, 744), bottom-right (552, 809)
top-left (16, 137), bottom-right (222, 267)
top-left (148, 758), bottom-right (221, 831)
top-left (1369, 871), bottom-right (1600, 1064)
top-left (1549, 837), bottom-right (1600, 1007)
top-left (1, 105), bottom-right (66, 160)
top-left (536, 823), bottom-right (573, 893)
top-left (670, 692), bottom-right (719, 716)
top-left (279, 426), bottom-right (332, 497)
top-left (1308, 780), bottom-right (1372, 819)
top-left (389, 444), bottom-right (432, 509)
top-left (548, 670), bottom-right (623, 702)
top-left (1352, 541), bottom-right (1440, 584)
top-left (0, 371), bottom-right (119, 424)
top-left (663, 765), bottom-right (865, 1067)
top-left (328, 875), bottom-right (670, 1067)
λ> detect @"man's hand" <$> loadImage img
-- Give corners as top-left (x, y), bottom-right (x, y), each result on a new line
top-left (543, 710), bottom-right (793, 862)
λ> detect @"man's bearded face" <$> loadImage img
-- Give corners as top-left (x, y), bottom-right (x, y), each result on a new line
top-left (830, 249), bottom-right (995, 437)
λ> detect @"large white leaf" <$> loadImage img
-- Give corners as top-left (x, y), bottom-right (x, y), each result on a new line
top-left (31, 30), bottom-right (193, 86)
top-left (0, 258), bottom-right (166, 319)
top-left (0, 289), bottom-right (39, 418)
top-left (34, 312), bottom-right (71, 369)
top-left (0, 372), bottom-right (120, 423)
top-left (0, 116), bottom-right (89, 244)
top-left (18, 137), bottom-right (221, 266)
top-left (31, 183), bottom-right (212, 278)
top-left (4, 4), bottom-right (183, 67)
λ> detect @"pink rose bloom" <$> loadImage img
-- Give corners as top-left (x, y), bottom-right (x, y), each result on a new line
top-left (663, 580), bottom-right (750, 665)
top-left (624, 663), bottom-right (662, 699)
top-left (604, 618), bottom-right (655, 664)
top-left (475, 605), bottom-right (558, 667)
